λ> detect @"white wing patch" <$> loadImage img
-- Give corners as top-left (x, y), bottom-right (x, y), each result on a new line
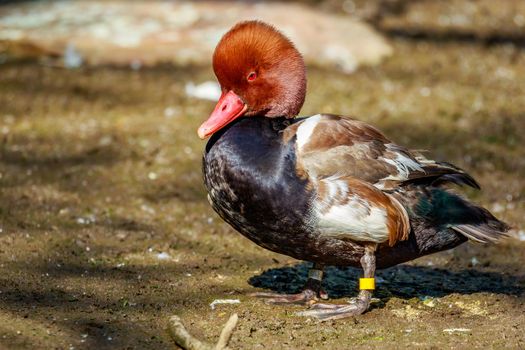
top-left (314, 178), bottom-right (389, 244)
top-left (378, 143), bottom-right (423, 182)
top-left (295, 114), bottom-right (322, 151)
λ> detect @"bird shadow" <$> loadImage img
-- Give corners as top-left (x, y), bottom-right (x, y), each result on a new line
top-left (248, 263), bottom-right (524, 300)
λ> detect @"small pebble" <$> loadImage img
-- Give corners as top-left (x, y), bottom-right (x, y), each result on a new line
top-left (443, 328), bottom-right (471, 333)
top-left (210, 299), bottom-right (241, 310)
top-left (156, 252), bottom-right (171, 260)
top-left (185, 81), bottom-right (221, 101)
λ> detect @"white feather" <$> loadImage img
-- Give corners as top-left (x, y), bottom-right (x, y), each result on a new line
top-left (295, 114), bottom-right (322, 151)
top-left (380, 144), bottom-right (423, 181)
top-left (324, 177), bottom-right (348, 199)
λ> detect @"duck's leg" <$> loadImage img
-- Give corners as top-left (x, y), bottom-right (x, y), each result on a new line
top-left (297, 244), bottom-right (377, 321)
top-left (250, 263), bottom-right (328, 305)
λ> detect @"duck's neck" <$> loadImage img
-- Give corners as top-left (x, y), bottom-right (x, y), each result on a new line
top-left (268, 116), bottom-right (294, 131)
top-left (205, 116), bottom-right (296, 153)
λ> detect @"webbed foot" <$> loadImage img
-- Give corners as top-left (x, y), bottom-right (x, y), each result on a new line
top-left (296, 294), bottom-right (370, 321)
top-left (250, 287), bottom-right (328, 305)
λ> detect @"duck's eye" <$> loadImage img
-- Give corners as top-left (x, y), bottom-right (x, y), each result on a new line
top-left (247, 72), bottom-right (257, 82)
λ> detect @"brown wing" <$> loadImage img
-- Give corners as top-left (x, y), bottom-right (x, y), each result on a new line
top-left (286, 114), bottom-right (479, 190)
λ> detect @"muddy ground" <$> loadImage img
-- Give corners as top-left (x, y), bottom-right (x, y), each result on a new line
top-left (1, 5), bottom-right (525, 350)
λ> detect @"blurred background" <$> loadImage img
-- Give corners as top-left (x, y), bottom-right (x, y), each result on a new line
top-left (0, 1), bottom-right (524, 349)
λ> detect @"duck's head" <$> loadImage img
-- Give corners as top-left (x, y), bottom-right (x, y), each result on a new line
top-left (197, 21), bottom-right (307, 139)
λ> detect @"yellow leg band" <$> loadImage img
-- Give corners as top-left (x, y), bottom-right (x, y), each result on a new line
top-left (359, 278), bottom-right (375, 290)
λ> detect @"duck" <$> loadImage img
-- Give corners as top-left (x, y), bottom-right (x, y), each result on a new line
top-left (197, 21), bottom-right (509, 321)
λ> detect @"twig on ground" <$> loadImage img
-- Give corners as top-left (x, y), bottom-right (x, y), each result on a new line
top-left (215, 313), bottom-right (239, 350)
top-left (167, 313), bottom-right (239, 350)
top-left (167, 315), bottom-right (213, 350)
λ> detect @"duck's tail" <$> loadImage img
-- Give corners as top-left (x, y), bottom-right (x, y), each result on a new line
top-left (375, 186), bottom-right (509, 269)
top-left (406, 187), bottom-right (510, 244)
top-left (450, 213), bottom-right (510, 244)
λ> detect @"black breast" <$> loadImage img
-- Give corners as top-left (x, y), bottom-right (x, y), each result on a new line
top-left (203, 117), bottom-right (316, 258)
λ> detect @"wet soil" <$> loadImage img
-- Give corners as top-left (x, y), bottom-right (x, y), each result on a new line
top-left (1, 30), bottom-right (524, 350)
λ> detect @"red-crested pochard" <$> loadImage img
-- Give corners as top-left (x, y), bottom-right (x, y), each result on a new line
top-left (198, 21), bottom-right (509, 320)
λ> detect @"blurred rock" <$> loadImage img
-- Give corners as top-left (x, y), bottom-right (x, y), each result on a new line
top-left (63, 43), bottom-right (83, 69)
top-left (378, 0), bottom-right (525, 41)
top-left (185, 81), bottom-right (221, 101)
top-left (0, 1), bottom-right (392, 72)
